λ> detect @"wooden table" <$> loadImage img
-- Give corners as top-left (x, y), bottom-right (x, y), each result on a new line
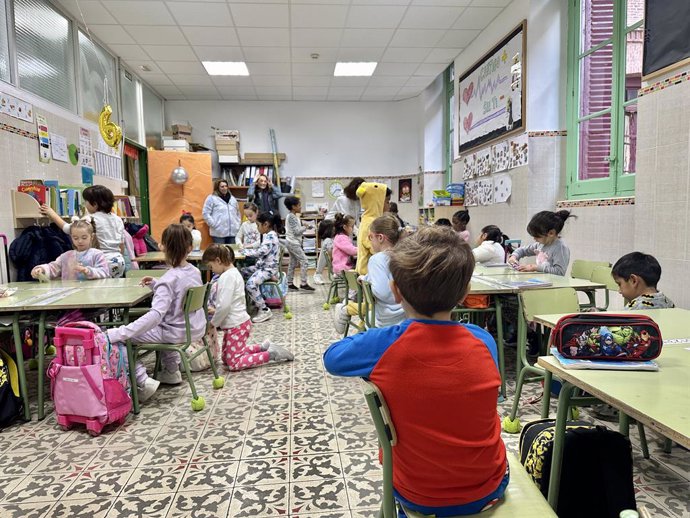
top-left (133, 250), bottom-right (205, 263)
top-left (534, 308), bottom-right (690, 508)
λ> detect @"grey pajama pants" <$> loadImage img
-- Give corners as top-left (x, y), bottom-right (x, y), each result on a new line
top-left (285, 241), bottom-right (308, 285)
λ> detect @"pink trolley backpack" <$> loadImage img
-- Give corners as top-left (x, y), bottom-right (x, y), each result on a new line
top-left (48, 321), bottom-right (131, 435)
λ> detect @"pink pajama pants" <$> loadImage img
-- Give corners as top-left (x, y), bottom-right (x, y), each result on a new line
top-left (222, 318), bottom-right (270, 371)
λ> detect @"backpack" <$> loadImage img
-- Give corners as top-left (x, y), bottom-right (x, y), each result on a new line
top-left (519, 419), bottom-right (636, 518)
top-left (260, 272), bottom-right (287, 308)
top-left (552, 313), bottom-right (663, 360)
top-left (48, 321), bottom-right (131, 435)
top-left (0, 349), bottom-right (23, 428)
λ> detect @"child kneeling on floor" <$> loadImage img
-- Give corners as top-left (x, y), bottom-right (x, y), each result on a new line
top-left (203, 244), bottom-right (294, 370)
top-left (324, 226), bottom-right (508, 517)
top-left (107, 224), bottom-right (204, 402)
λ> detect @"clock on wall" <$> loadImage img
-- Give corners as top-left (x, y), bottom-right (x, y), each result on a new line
top-left (328, 181), bottom-right (343, 199)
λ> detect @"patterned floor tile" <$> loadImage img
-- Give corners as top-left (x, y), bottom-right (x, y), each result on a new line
top-left (228, 483), bottom-right (289, 517)
top-left (291, 432), bottom-right (339, 456)
top-left (5, 472), bottom-right (76, 503)
top-left (236, 457), bottom-right (290, 486)
top-left (107, 493), bottom-right (175, 518)
top-left (179, 461), bottom-right (239, 491)
top-left (62, 468), bottom-right (133, 500)
top-left (31, 447), bottom-right (99, 474)
top-left (0, 449), bottom-right (46, 477)
top-left (339, 451), bottom-right (381, 480)
top-left (349, 507), bottom-right (379, 518)
top-left (643, 482), bottom-right (690, 516)
top-left (246, 415), bottom-right (291, 436)
top-left (291, 453), bottom-right (343, 482)
top-left (140, 442), bottom-right (197, 466)
top-left (194, 437), bottom-right (245, 463)
top-left (121, 465), bottom-right (187, 495)
top-left (335, 427), bottom-right (378, 452)
top-left (291, 478), bottom-right (350, 514)
top-left (0, 476), bottom-right (23, 502)
top-left (0, 501), bottom-right (55, 518)
top-left (45, 497), bottom-right (114, 518)
top-left (166, 489), bottom-right (232, 518)
top-left (86, 446), bottom-right (147, 470)
top-left (345, 476), bottom-right (382, 510)
top-left (291, 511), bottom-right (352, 518)
top-left (242, 434), bottom-right (290, 459)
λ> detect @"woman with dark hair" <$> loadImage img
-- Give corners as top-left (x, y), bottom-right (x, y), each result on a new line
top-left (202, 179), bottom-right (241, 244)
top-left (247, 174), bottom-right (283, 216)
top-left (325, 177), bottom-right (365, 225)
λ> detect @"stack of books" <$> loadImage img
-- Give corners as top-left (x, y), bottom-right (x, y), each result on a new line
top-left (18, 179), bottom-right (83, 217)
top-left (113, 196), bottom-right (139, 218)
top-left (216, 129), bottom-right (240, 163)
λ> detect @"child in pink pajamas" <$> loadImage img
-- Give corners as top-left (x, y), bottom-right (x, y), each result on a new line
top-left (203, 244), bottom-right (294, 370)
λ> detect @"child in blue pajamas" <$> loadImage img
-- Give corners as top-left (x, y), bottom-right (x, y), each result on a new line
top-left (240, 212), bottom-right (282, 323)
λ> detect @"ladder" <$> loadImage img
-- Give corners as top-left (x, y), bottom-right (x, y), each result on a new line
top-left (269, 128), bottom-right (281, 186)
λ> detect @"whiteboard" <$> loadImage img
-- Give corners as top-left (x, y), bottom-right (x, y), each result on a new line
top-left (458, 22), bottom-right (526, 153)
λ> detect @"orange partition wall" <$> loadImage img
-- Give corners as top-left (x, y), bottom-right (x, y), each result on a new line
top-left (147, 150), bottom-right (214, 249)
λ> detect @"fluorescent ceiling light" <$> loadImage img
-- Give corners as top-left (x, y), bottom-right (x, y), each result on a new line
top-left (334, 62), bottom-right (377, 77)
top-left (202, 61), bottom-right (249, 76)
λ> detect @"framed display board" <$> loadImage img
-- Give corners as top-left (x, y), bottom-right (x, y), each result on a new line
top-left (642, 0), bottom-right (690, 79)
top-left (458, 21), bottom-right (526, 154)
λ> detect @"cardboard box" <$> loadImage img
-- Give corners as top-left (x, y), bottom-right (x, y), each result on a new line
top-left (215, 129), bottom-right (240, 142)
top-left (171, 123), bottom-right (192, 142)
top-left (218, 155), bottom-right (240, 163)
top-left (244, 152), bottom-right (286, 161)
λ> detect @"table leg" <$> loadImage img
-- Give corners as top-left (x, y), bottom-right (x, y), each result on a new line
top-left (541, 369), bottom-right (552, 418)
top-left (619, 412), bottom-right (630, 436)
top-left (37, 312), bottom-right (47, 420)
top-left (547, 381), bottom-right (576, 509)
top-left (11, 315), bottom-right (31, 421)
top-left (516, 295), bottom-right (526, 375)
top-left (495, 296), bottom-right (505, 399)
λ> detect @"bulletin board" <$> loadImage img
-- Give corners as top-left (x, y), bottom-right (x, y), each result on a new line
top-left (642, 0), bottom-right (690, 79)
top-left (458, 21), bottom-right (527, 154)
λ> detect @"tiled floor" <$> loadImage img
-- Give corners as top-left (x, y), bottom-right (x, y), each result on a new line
top-left (0, 286), bottom-right (688, 517)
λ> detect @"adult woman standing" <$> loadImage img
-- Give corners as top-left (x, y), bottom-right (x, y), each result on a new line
top-left (325, 177), bottom-right (365, 225)
top-left (248, 174), bottom-right (283, 216)
top-left (203, 179), bottom-right (241, 244)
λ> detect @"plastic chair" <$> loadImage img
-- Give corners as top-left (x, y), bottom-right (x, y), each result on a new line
top-left (323, 252), bottom-right (347, 310)
top-left (127, 284), bottom-right (224, 413)
top-left (360, 280), bottom-right (377, 329)
top-left (590, 265), bottom-right (618, 311)
top-left (570, 260), bottom-right (610, 309)
top-left (342, 270), bottom-right (366, 337)
top-left (260, 246), bottom-right (292, 319)
top-left (503, 288), bottom-right (580, 433)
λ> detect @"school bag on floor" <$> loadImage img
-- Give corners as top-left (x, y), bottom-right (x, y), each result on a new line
top-left (0, 349), bottom-right (23, 428)
top-left (519, 419), bottom-right (636, 518)
top-left (47, 321), bottom-right (131, 436)
top-left (260, 272), bottom-right (287, 309)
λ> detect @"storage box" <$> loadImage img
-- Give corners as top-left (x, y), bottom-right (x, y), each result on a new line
top-left (215, 129), bottom-right (240, 142)
top-left (171, 124), bottom-right (192, 142)
top-left (432, 189), bottom-right (451, 206)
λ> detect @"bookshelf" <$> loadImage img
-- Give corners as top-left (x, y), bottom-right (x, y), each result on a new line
top-left (12, 190), bottom-right (46, 228)
top-left (220, 154), bottom-right (287, 202)
top-left (113, 195), bottom-right (141, 221)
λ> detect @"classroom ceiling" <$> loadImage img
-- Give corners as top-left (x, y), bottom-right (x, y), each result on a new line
top-left (56, 0), bottom-right (511, 102)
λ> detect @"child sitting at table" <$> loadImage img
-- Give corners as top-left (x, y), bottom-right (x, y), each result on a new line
top-left (508, 210), bottom-right (575, 276)
top-left (332, 214), bottom-right (358, 275)
top-left (452, 210), bottom-right (471, 243)
top-left (107, 224), bottom-right (206, 402)
top-left (203, 244), bottom-right (293, 370)
top-left (612, 252), bottom-right (675, 309)
top-left (473, 225), bottom-right (509, 265)
top-left (312, 219), bottom-right (335, 285)
top-left (31, 219), bottom-right (110, 281)
top-left (236, 203), bottom-right (261, 249)
top-left (180, 212), bottom-right (202, 251)
top-left (324, 226), bottom-right (508, 516)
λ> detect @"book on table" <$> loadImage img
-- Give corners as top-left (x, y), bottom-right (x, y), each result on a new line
top-left (499, 278), bottom-right (553, 288)
top-left (551, 348), bottom-right (659, 371)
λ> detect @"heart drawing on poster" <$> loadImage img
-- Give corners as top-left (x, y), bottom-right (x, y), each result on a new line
top-left (462, 82), bottom-right (474, 105)
top-left (463, 113), bottom-right (473, 133)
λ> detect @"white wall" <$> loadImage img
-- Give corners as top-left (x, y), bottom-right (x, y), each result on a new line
top-left (165, 99), bottom-right (421, 179)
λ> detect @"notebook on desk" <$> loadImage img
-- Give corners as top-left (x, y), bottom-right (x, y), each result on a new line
top-left (499, 278), bottom-right (553, 289)
top-left (551, 348), bottom-right (659, 371)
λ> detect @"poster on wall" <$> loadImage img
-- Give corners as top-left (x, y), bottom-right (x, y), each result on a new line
top-left (475, 147), bottom-right (492, 177)
top-left (36, 114), bottom-right (51, 164)
top-left (458, 21), bottom-right (526, 154)
top-left (493, 173), bottom-right (512, 203)
top-left (464, 181), bottom-right (478, 207)
top-left (79, 127), bottom-right (94, 168)
top-left (398, 178), bottom-right (412, 203)
top-left (477, 178), bottom-right (494, 205)
top-left (508, 133), bottom-right (529, 168)
top-left (50, 133), bottom-right (68, 162)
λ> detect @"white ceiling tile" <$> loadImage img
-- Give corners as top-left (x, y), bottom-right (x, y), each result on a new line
top-left (328, 86), bottom-right (365, 95)
top-left (154, 85), bottom-right (183, 96)
top-left (292, 63), bottom-right (335, 76)
top-left (291, 5), bottom-right (348, 28)
top-left (346, 6), bottom-right (407, 29)
top-left (124, 60), bottom-right (163, 74)
top-left (405, 76), bottom-right (435, 87)
top-left (247, 63), bottom-right (292, 76)
top-left (254, 86), bottom-right (292, 95)
top-left (217, 86), bottom-right (257, 99)
top-left (108, 44), bottom-right (150, 60)
top-left (415, 63), bottom-right (447, 76)
top-left (400, 6), bottom-right (466, 29)
top-left (437, 29), bottom-right (481, 47)
top-left (337, 48), bottom-right (385, 61)
top-left (425, 47), bottom-right (463, 63)
top-left (222, 93), bottom-right (259, 100)
top-left (257, 94), bottom-right (293, 100)
top-left (230, 4), bottom-right (290, 27)
top-left (101, 1), bottom-right (176, 25)
top-left (177, 85), bottom-right (221, 97)
top-left (453, 7), bottom-right (502, 29)
top-left (362, 90), bottom-right (400, 100)
top-left (375, 62), bottom-right (420, 75)
top-left (294, 93), bottom-right (328, 101)
top-left (236, 28), bottom-right (290, 47)
top-left (328, 87), bottom-right (364, 100)
top-left (389, 29), bottom-right (445, 48)
top-left (181, 27), bottom-right (239, 47)
top-left (331, 77), bottom-right (370, 87)
top-left (125, 26), bottom-right (186, 45)
top-left (381, 47), bottom-right (431, 62)
top-left (58, 0), bottom-right (117, 24)
top-left (368, 75), bottom-right (410, 87)
top-left (167, 74), bottom-right (213, 86)
top-left (162, 94), bottom-right (187, 100)
top-left (352, 0), bottom-right (410, 4)
top-left (157, 61), bottom-right (208, 75)
top-left (291, 29), bottom-right (342, 48)
top-left (143, 45), bottom-right (198, 61)
top-left (293, 86), bottom-right (329, 96)
top-left (88, 25), bottom-right (136, 45)
top-left (292, 76), bottom-right (332, 87)
top-left (397, 86), bottom-right (423, 96)
top-left (469, 0), bottom-right (511, 7)
top-left (340, 29), bottom-right (394, 48)
top-left (243, 47), bottom-right (291, 62)
top-left (138, 73), bottom-right (173, 86)
top-left (227, 0), bottom-right (287, 3)
top-left (252, 75), bottom-right (292, 86)
top-left (293, 0), bottom-right (348, 3)
top-left (410, 0), bottom-right (472, 5)
top-left (166, 2), bottom-right (233, 26)
top-left (192, 46), bottom-right (244, 61)
top-left (211, 76), bottom-right (254, 86)
top-left (292, 48), bottom-right (339, 63)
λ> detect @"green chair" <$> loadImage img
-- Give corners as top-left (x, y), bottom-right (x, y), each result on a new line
top-left (127, 284), bottom-right (224, 414)
top-left (361, 379), bottom-right (557, 518)
top-left (260, 246), bottom-right (292, 319)
top-left (503, 288), bottom-right (580, 433)
top-left (323, 252), bottom-right (347, 310)
top-left (360, 280), bottom-right (377, 330)
top-left (590, 265), bottom-right (618, 311)
top-left (125, 269), bottom-right (168, 278)
top-left (342, 270), bottom-right (366, 337)
top-left (570, 260), bottom-right (610, 309)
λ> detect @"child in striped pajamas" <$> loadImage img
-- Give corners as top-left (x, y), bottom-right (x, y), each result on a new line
top-left (284, 196), bottom-right (315, 292)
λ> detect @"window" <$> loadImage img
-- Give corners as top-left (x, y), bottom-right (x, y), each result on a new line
top-left (121, 67), bottom-right (143, 145)
top-left (79, 30), bottom-right (118, 123)
top-left (566, 0), bottom-right (644, 199)
top-left (14, 0), bottom-right (76, 111)
top-left (142, 83), bottom-right (163, 149)
top-left (0, 0), bottom-right (10, 82)
top-left (444, 63), bottom-right (455, 184)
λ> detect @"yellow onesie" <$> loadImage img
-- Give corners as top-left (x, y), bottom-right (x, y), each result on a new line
top-left (354, 181), bottom-right (388, 276)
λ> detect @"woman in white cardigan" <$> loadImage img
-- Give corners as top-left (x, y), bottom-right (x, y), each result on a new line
top-left (472, 225), bottom-right (508, 265)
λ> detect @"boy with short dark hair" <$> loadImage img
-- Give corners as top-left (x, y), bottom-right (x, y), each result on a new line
top-left (611, 252), bottom-right (675, 309)
top-left (324, 226), bottom-right (508, 516)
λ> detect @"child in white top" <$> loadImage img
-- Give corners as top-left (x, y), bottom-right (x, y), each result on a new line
top-left (284, 196), bottom-right (315, 291)
top-left (236, 202), bottom-right (261, 249)
top-left (312, 219), bottom-right (335, 285)
top-left (180, 212), bottom-right (203, 251)
top-left (31, 219), bottom-right (110, 281)
top-left (107, 224), bottom-right (205, 402)
top-left (41, 185), bottom-right (126, 278)
top-left (473, 225), bottom-right (508, 265)
top-left (452, 210), bottom-right (471, 244)
top-left (203, 245), bottom-right (293, 370)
